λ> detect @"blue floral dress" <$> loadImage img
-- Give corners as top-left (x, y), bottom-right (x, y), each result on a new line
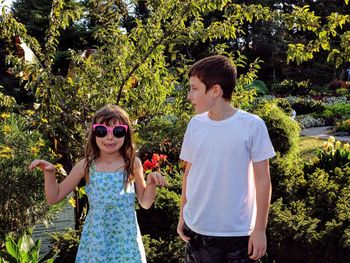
top-left (75, 164), bottom-right (146, 263)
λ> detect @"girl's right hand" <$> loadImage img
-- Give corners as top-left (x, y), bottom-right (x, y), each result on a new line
top-left (28, 160), bottom-right (55, 172)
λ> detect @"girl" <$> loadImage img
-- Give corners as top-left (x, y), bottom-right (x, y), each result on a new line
top-left (29, 105), bottom-right (166, 262)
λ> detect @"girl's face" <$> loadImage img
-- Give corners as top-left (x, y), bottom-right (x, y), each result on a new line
top-left (94, 120), bottom-right (126, 155)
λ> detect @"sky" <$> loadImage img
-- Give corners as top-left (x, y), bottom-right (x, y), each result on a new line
top-left (0, 0), bottom-right (13, 10)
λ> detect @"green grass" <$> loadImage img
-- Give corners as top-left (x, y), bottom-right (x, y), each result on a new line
top-left (299, 136), bottom-right (325, 161)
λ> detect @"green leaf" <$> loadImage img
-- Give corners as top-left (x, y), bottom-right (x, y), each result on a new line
top-left (5, 237), bottom-right (19, 260)
top-left (19, 233), bottom-right (34, 253)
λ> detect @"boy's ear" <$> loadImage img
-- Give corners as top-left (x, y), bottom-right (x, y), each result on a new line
top-left (212, 84), bottom-right (223, 98)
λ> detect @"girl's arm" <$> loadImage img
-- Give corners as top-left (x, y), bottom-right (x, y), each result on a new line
top-left (133, 157), bottom-right (166, 209)
top-left (28, 159), bottom-right (85, 205)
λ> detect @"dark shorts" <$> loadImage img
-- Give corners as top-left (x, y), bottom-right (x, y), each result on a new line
top-left (183, 224), bottom-right (259, 263)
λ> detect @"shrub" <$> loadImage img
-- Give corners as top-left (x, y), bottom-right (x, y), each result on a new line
top-left (322, 96), bottom-right (348, 105)
top-left (336, 88), bottom-right (349, 96)
top-left (137, 113), bottom-right (190, 162)
top-left (137, 162), bottom-right (184, 262)
top-left (252, 101), bottom-right (302, 202)
top-left (0, 112), bottom-right (57, 240)
top-left (329, 80), bottom-right (347, 91)
top-left (295, 114), bottom-right (326, 128)
top-left (269, 138), bottom-right (350, 263)
top-left (291, 97), bottom-right (325, 115)
top-left (253, 101), bottom-right (300, 158)
top-left (325, 103), bottom-right (350, 121)
top-left (271, 79), bottom-right (311, 96)
top-left (336, 118), bottom-right (350, 133)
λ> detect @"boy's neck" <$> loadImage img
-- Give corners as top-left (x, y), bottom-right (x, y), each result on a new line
top-left (207, 102), bottom-right (237, 121)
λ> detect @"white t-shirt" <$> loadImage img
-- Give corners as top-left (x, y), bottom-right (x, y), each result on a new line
top-left (180, 110), bottom-right (275, 236)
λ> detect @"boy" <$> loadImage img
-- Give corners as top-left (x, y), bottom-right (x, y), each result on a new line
top-left (177, 55), bottom-right (275, 263)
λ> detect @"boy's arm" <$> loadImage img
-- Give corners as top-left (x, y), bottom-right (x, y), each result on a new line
top-left (249, 159), bottom-right (272, 260)
top-left (177, 162), bottom-right (191, 242)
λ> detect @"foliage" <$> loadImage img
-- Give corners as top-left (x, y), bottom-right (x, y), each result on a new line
top-left (253, 101), bottom-right (300, 158)
top-left (0, 112), bottom-right (58, 240)
top-left (269, 137), bottom-right (350, 263)
top-left (244, 79), bottom-right (269, 95)
top-left (324, 103), bottom-right (350, 121)
top-left (336, 118), bottom-right (350, 133)
top-left (305, 137), bottom-right (350, 173)
top-left (285, 3), bottom-right (350, 68)
top-left (329, 80), bottom-right (348, 91)
top-left (2, 1), bottom-right (350, 262)
top-left (336, 88), bottom-right (349, 96)
top-left (291, 96), bottom-right (325, 115)
top-left (271, 79), bottom-right (311, 96)
top-left (0, 229), bottom-right (56, 263)
top-left (138, 162), bottom-right (183, 263)
top-left (0, 92), bottom-right (16, 111)
top-left (252, 101), bottom-right (302, 203)
top-left (11, 0), bottom-right (53, 46)
top-left (137, 113), bottom-right (190, 163)
top-left (295, 114), bottom-right (325, 129)
top-left (46, 228), bottom-right (80, 263)
top-left (298, 137), bottom-right (325, 162)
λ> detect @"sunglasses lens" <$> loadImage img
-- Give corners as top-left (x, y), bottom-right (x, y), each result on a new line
top-left (94, 125), bottom-right (108, 137)
top-left (113, 126), bottom-right (127, 138)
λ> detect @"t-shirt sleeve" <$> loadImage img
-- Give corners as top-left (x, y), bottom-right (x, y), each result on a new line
top-left (250, 120), bottom-right (276, 162)
top-left (180, 121), bottom-right (192, 163)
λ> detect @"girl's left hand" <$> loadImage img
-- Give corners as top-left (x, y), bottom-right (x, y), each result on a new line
top-left (146, 172), bottom-right (166, 187)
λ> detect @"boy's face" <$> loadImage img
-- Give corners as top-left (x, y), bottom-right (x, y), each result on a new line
top-left (188, 76), bottom-right (215, 114)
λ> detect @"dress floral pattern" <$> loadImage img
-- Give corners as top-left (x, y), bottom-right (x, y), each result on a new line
top-left (75, 164), bottom-right (146, 263)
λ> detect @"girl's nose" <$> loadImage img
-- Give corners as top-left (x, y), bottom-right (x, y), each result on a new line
top-left (106, 131), bottom-right (114, 139)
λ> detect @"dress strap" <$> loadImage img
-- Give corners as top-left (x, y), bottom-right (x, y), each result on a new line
top-left (89, 160), bottom-right (96, 175)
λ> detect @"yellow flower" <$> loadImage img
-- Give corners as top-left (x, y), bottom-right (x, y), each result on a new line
top-left (30, 146), bottom-right (39, 155)
top-left (0, 112), bottom-right (10, 119)
top-left (25, 110), bottom-right (35, 116)
top-left (0, 146), bottom-right (14, 159)
top-left (68, 197), bottom-right (76, 208)
top-left (323, 141), bottom-right (333, 151)
top-left (36, 138), bottom-right (45, 147)
top-left (55, 164), bottom-right (67, 176)
top-left (344, 143), bottom-right (350, 152)
top-left (3, 125), bottom-right (11, 134)
top-left (328, 136), bottom-right (335, 144)
top-left (335, 141), bottom-right (341, 149)
top-left (78, 187), bottom-right (86, 196)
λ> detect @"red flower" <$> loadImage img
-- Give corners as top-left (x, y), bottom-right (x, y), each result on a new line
top-left (143, 153), bottom-right (168, 173)
top-left (152, 153), bottom-right (160, 163)
top-left (143, 160), bottom-right (155, 171)
top-left (159, 154), bottom-right (167, 161)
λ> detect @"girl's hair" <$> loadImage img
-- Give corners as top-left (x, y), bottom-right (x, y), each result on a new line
top-left (84, 105), bottom-right (136, 186)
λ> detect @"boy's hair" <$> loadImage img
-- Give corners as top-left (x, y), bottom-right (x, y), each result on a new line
top-left (188, 55), bottom-right (237, 100)
top-left (84, 105), bottom-right (136, 186)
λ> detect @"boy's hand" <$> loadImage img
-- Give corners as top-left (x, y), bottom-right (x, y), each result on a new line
top-left (28, 160), bottom-right (55, 172)
top-left (248, 230), bottom-right (267, 260)
top-left (177, 218), bottom-right (190, 242)
top-left (146, 171), bottom-right (166, 187)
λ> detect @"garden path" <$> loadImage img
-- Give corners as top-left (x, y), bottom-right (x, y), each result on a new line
top-left (300, 126), bottom-right (350, 142)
